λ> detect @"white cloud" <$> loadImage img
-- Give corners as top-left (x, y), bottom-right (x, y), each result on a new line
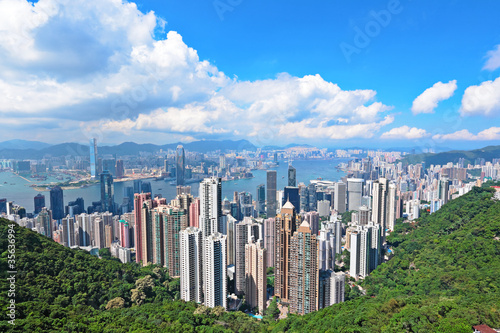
top-left (483, 45), bottom-right (500, 71)
top-left (460, 77), bottom-right (500, 117)
top-left (432, 127), bottom-right (500, 141)
top-left (411, 80), bottom-right (457, 114)
top-left (277, 116), bottom-right (394, 140)
top-left (380, 126), bottom-right (430, 140)
top-left (0, 0), bottom-right (396, 144)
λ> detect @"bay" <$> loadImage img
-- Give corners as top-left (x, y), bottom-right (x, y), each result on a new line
top-left (0, 159), bottom-right (348, 213)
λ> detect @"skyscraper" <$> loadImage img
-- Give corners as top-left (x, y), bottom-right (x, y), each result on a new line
top-left (318, 226), bottom-right (336, 271)
top-left (318, 270), bottom-right (345, 309)
top-left (439, 178), bottom-right (450, 205)
top-left (289, 219), bottom-right (318, 315)
top-left (34, 193), bottom-right (45, 215)
top-left (164, 206), bottom-right (187, 277)
top-left (102, 158), bottom-right (116, 177)
top-left (133, 179), bottom-right (142, 194)
top-left (347, 178), bottom-right (364, 212)
top-left (245, 240), bottom-right (267, 313)
top-left (283, 186), bottom-right (300, 214)
top-left (387, 182), bottom-right (397, 231)
top-left (37, 207), bottom-right (52, 238)
top-left (189, 198), bottom-right (200, 228)
top-left (116, 159), bottom-right (125, 179)
top-left (235, 218), bottom-right (260, 295)
top-left (350, 223), bottom-right (380, 278)
top-left (257, 184), bottom-right (266, 216)
top-left (140, 199), bottom-right (154, 265)
top-left (100, 171), bottom-right (114, 213)
top-left (288, 165), bottom-right (296, 187)
top-left (90, 138), bottom-right (97, 179)
top-left (266, 170), bottom-right (277, 218)
top-left (199, 177), bottom-right (222, 239)
top-left (94, 217), bottom-right (105, 249)
top-left (304, 211), bottom-right (320, 235)
top-left (176, 145), bottom-right (185, 186)
top-left (372, 178), bottom-right (388, 230)
top-left (151, 206), bottom-right (165, 266)
top-left (50, 186), bottom-right (64, 221)
top-left (307, 183), bottom-right (317, 212)
top-left (263, 218), bottom-right (275, 268)
top-left (226, 215), bottom-right (237, 266)
top-left (275, 200), bottom-right (297, 303)
top-left (180, 227), bottom-right (203, 303)
top-left (204, 232), bottom-right (227, 309)
top-left (134, 192), bottom-right (151, 264)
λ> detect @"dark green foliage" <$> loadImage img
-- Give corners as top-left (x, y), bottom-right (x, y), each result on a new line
top-left (1, 186), bottom-right (499, 332)
top-left (0, 220), bottom-right (260, 332)
top-left (341, 211), bottom-right (353, 224)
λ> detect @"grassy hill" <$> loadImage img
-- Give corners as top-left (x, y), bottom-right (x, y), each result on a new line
top-left (1, 186), bottom-right (499, 332)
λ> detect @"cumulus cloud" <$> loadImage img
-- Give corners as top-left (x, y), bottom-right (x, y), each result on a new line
top-left (483, 45), bottom-right (500, 71)
top-left (460, 77), bottom-right (500, 117)
top-left (411, 80), bottom-right (457, 114)
top-left (432, 127), bottom-right (500, 141)
top-left (380, 126), bottom-right (430, 140)
top-left (0, 0), bottom-right (396, 144)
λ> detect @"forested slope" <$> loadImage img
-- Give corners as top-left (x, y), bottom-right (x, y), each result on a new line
top-left (0, 186), bottom-right (499, 332)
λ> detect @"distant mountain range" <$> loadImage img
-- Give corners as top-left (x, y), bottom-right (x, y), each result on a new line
top-left (0, 139), bottom-right (51, 150)
top-left (261, 143), bottom-right (315, 150)
top-left (403, 145), bottom-right (500, 165)
top-left (0, 139), bottom-right (257, 159)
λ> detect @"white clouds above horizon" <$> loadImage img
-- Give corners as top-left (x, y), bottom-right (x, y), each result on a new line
top-left (433, 127), bottom-right (500, 141)
top-left (380, 126), bottom-right (430, 140)
top-left (483, 45), bottom-right (500, 71)
top-left (0, 0), bottom-right (498, 147)
top-left (460, 76), bottom-right (500, 117)
top-left (411, 80), bottom-right (457, 114)
top-left (0, 0), bottom-right (397, 145)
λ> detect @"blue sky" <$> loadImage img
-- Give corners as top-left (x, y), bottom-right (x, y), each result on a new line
top-left (0, 0), bottom-right (499, 150)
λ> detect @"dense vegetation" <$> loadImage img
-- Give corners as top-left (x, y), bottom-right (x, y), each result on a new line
top-left (0, 220), bottom-right (260, 332)
top-left (1, 186), bottom-right (499, 332)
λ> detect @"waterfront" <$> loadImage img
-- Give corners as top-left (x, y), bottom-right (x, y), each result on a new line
top-left (0, 159), bottom-right (349, 213)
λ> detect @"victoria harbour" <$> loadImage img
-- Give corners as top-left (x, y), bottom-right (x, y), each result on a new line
top-left (0, 159), bottom-right (348, 212)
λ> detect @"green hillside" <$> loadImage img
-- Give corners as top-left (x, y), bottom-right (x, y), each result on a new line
top-left (1, 186), bottom-right (499, 332)
top-left (403, 145), bottom-right (500, 166)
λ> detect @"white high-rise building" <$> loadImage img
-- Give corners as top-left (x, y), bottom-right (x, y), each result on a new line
top-left (180, 227), bottom-right (203, 304)
top-left (349, 226), bottom-right (371, 278)
top-left (368, 222), bottom-right (381, 271)
top-left (329, 214), bottom-right (343, 255)
top-left (347, 178), bottom-right (364, 212)
top-left (387, 182), bottom-right (397, 231)
top-left (331, 272), bottom-right (345, 304)
top-left (372, 178), bottom-right (387, 231)
top-left (350, 223), bottom-right (381, 278)
top-left (204, 232), bottom-right (227, 309)
top-left (318, 226), bottom-right (336, 271)
top-left (317, 200), bottom-right (331, 217)
top-left (319, 270), bottom-right (346, 309)
top-left (199, 177), bottom-right (223, 239)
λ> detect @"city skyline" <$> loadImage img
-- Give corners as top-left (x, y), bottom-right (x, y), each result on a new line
top-left (0, 1), bottom-right (499, 149)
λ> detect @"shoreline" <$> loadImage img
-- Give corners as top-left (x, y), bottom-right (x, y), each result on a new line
top-left (30, 175), bottom-right (157, 192)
